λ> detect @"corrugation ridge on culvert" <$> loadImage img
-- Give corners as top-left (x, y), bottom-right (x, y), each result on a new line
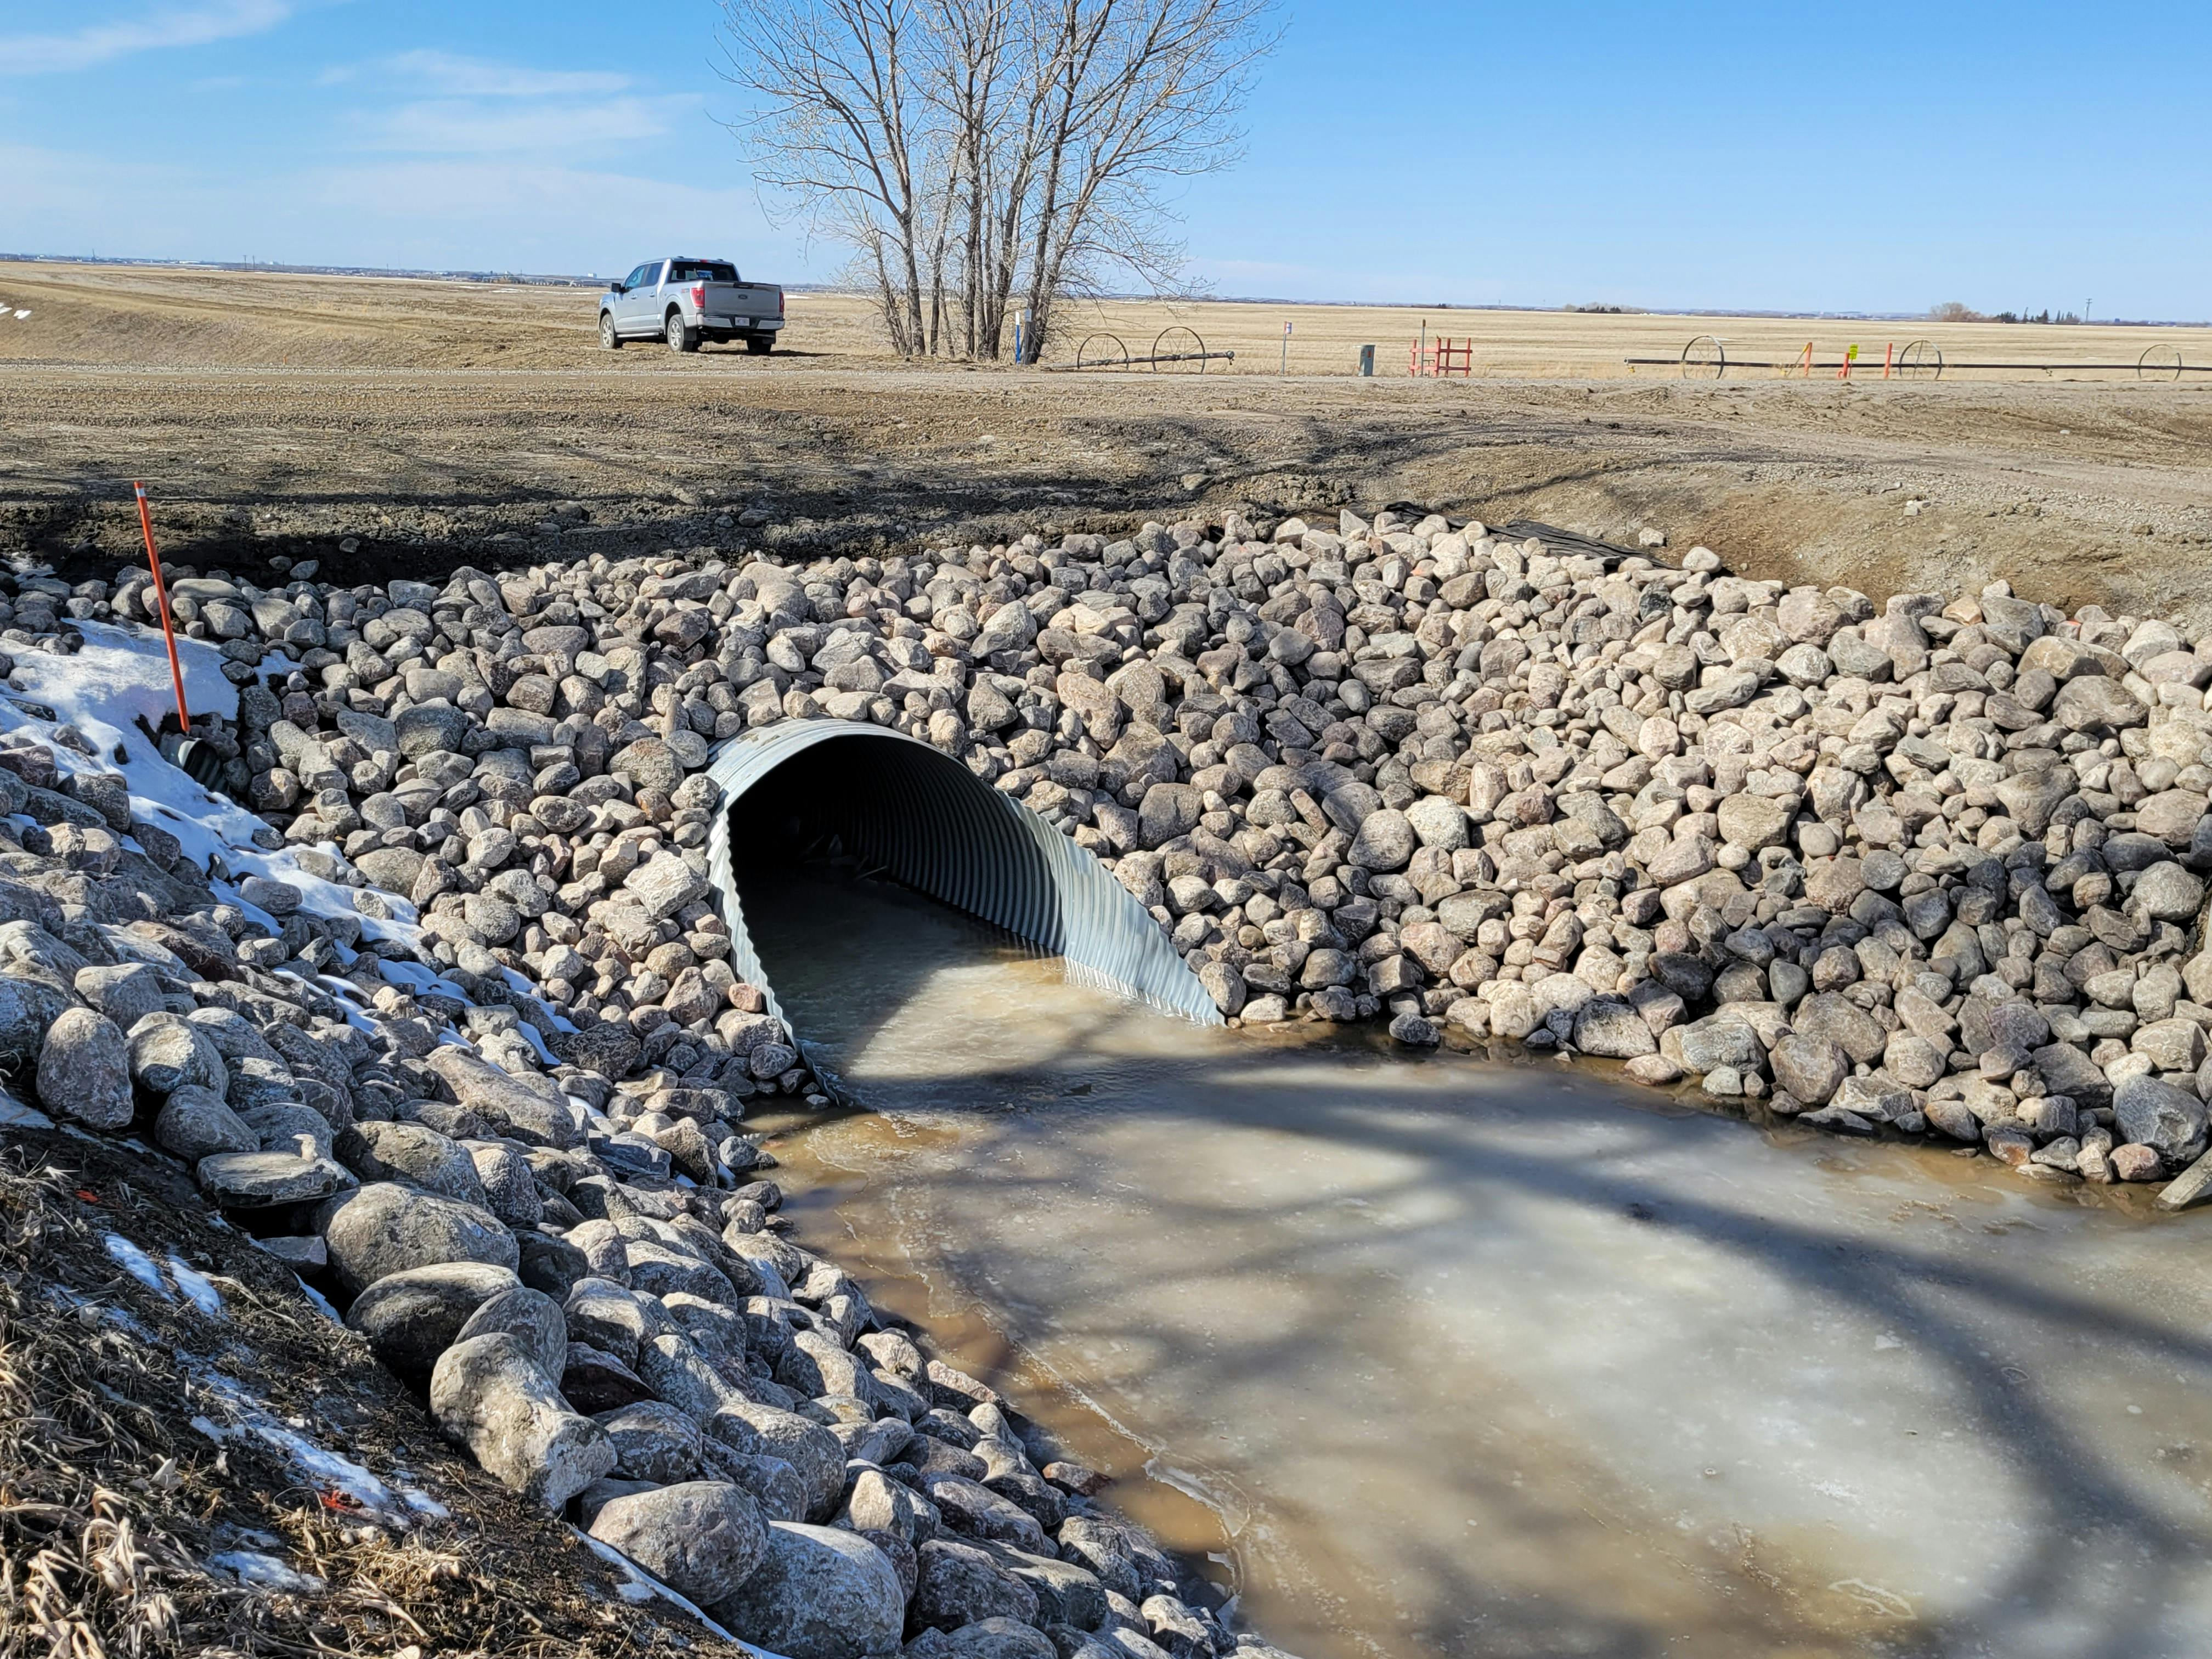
top-left (699, 720), bottom-right (1221, 1031)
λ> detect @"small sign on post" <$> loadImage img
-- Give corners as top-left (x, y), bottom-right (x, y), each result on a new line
top-left (1280, 320), bottom-right (1292, 376)
top-left (1358, 344), bottom-right (1375, 376)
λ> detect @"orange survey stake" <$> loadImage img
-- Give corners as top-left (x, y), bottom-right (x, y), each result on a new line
top-left (133, 482), bottom-right (194, 735)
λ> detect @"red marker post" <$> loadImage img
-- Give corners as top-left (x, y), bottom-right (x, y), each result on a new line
top-left (133, 483), bottom-right (194, 735)
top-left (133, 483), bottom-right (223, 785)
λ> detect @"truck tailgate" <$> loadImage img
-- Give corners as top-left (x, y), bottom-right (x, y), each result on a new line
top-left (701, 282), bottom-right (780, 323)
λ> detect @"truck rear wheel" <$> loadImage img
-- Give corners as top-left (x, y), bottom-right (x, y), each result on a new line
top-left (600, 312), bottom-right (623, 349)
top-left (666, 311), bottom-right (699, 354)
top-left (745, 335), bottom-right (774, 356)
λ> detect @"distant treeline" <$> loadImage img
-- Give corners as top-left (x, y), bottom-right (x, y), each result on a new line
top-left (1929, 301), bottom-right (2087, 325)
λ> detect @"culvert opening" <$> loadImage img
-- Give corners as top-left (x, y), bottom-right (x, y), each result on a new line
top-left (702, 723), bottom-right (1221, 1039)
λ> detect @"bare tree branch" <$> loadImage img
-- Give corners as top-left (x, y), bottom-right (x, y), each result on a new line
top-left (718, 0), bottom-right (1277, 359)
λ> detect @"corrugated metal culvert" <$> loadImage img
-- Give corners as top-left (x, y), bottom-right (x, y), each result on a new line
top-left (703, 721), bottom-right (1222, 1036)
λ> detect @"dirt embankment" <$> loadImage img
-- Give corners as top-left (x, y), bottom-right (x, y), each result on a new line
top-left (3, 263), bottom-right (2211, 631)
top-left (0, 1131), bottom-right (749, 1658)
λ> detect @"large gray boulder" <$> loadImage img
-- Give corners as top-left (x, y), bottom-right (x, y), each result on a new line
top-left (0, 976), bottom-right (71, 1069)
top-left (336, 1120), bottom-right (488, 1205)
top-left (197, 1149), bottom-right (352, 1208)
top-left (911, 1537), bottom-right (1041, 1633)
top-left (712, 1398), bottom-right (847, 1522)
top-left (127, 1012), bottom-right (228, 1099)
top-left (2114, 1075), bottom-right (2209, 1161)
top-left (974, 1541), bottom-right (1109, 1632)
top-left (839, 1465), bottom-right (937, 1544)
top-left (1571, 998), bottom-right (1656, 1059)
top-left (423, 1046), bottom-right (579, 1149)
top-left (709, 1522), bottom-right (905, 1659)
top-left (923, 1472), bottom-right (1048, 1553)
top-left (1791, 992), bottom-right (1888, 1065)
top-left (73, 963), bottom-right (166, 1037)
top-left (589, 1480), bottom-right (769, 1606)
top-left (564, 1276), bottom-right (668, 1365)
top-left (35, 1007), bottom-right (132, 1128)
top-left (320, 1181), bottom-right (520, 1298)
top-left (1403, 795), bottom-right (1469, 851)
top-left (1347, 809), bottom-right (1415, 872)
top-left (707, 1446), bottom-right (811, 1523)
top-left (1716, 794), bottom-right (1791, 851)
top-left (1675, 1017), bottom-right (1766, 1076)
top-left (154, 1084), bottom-right (257, 1160)
top-left (595, 1400), bottom-right (706, 1483)
top-left (2133, 861), bottom-right (2206, 924)
top-left (466, 1141), bottom-right (544, 1226)
top-left (1769, 1034), bottom-right (1848, 1107)
top-left (345, 1261), bottom-right (523, 1380)
top-left (455, 1284), bottom-right (569, 1379)
top-left (428, 1332), bottom-right (613, 1508)
top-left (2053, 675), bottom-right (2147, 732)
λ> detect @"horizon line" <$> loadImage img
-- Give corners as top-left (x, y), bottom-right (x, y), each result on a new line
top-left (1, 251), bottom-right (2203, 330)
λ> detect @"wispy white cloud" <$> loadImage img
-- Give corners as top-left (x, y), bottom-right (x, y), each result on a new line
top-left (383, 50), bottom-right (633, 99)
top-left (363, 94), bottom-right (693, 156)
top-left (0, 0), bottom-right (296, 76)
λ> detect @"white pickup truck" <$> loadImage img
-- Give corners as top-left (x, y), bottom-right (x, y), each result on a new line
top-left (599, 257), bottom-right (785, 354)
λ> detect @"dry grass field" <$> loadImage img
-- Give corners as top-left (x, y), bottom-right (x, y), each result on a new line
top-left (4, 259), bottom-right (2210, 380)
top-left (3, 259), bottom-right (2211, 637)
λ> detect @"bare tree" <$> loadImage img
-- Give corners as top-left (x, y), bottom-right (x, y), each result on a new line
top-left (718, 0), bottom-right (939, 353)
top-left (720, 0), bottom-right (1277, 360)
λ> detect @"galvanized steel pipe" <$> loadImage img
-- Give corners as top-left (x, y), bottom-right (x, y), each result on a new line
top-left (703, 723), bottom-right (1223, 1040)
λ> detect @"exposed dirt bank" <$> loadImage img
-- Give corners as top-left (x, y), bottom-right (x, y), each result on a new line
top-left (7, 362), bottom-right (2212, 630)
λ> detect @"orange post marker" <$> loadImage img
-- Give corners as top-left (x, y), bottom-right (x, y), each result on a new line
top-left (1883, 341), bottom-right (1894, 380)
top-left (132, 482), bottom-right (194, 736)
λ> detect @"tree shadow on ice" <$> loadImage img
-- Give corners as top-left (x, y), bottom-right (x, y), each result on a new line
top-left (742, 872), bottom-right (2212, 1658)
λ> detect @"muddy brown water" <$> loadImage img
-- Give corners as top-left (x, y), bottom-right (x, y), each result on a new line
top-left (738, 866), bottom-right (2212, 1659)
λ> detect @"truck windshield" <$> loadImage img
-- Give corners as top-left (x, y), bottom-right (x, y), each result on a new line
top-left (669, 261), bottom-right (739, 283)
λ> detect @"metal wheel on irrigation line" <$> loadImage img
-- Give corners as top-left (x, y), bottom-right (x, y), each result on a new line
top-left (1151, 325), bottom-right (1206, 371)
top-left (1075, 332), bottom-right (1130, 370)
top-left (1679, 335), bottom-right (1725, 379)
top-left (2138, 345), bottom-right (2185, 382)
top-left (1895, 340), bottom-right (1944, 380)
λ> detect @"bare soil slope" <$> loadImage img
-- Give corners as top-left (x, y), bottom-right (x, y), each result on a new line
top-left (3, 263), bottom-right (2210, 630)
top-left (0, 1130), bottom-right (751, 1658)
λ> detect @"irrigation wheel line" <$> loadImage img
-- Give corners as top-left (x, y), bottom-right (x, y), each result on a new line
top-left (2140, 345), bottom-right (2185, 382)
top-left (1151, 325), bottom-right (1206, 373)
top-left (1636, 337), bottom-right (2207, 379)
top-left (1680, 335), bottom-right (1726, 379)
top-left (1075, 331), bottom-right (1130, 370)
top-left (1896, 340), bottom-right (1943, 380)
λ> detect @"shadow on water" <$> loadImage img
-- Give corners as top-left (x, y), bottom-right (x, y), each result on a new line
top-left (731, 850), bottom-right (2212, 1659)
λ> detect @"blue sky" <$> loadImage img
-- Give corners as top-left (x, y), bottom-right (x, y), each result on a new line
top-left (2, 0), bottom-right (2208, 317)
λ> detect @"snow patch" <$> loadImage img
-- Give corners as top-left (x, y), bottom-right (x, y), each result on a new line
top-left (103, 1233), bottom-right (168, 1295)
top-left (0, 622), bottom-right (419, 947)
top-left (193, 1374), bottom-right (403, 1519)
top-left (208, 1550), bottom-right (326, 1594)
top-left (165, 1253), bottom-right (225, 1318)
